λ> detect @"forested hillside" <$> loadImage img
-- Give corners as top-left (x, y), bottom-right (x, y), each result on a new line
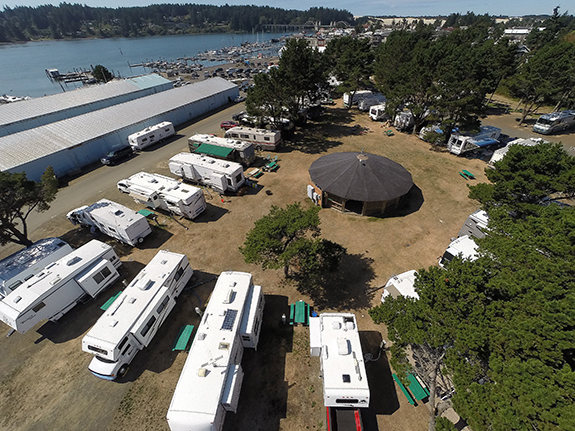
top-left (0, 3), bottom-right (354, 42)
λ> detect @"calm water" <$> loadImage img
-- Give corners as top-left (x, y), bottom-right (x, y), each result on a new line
top-left (0, 32), bottom-right (288, 98)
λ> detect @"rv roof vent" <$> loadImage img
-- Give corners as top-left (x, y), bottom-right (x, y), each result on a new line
top-left (136, 278), bottom-right (154, 291)
top-left (337, 338), bottom-right (351, 356)
top-left (13, 296), bottom-right (22, 303)
top-left (109, 320), bottom-right (118, 327)
top-left (67, 256), bottom-right (82, 266)
top-left (229, 281), bottom-right (237, 287)
top-left (161, 260), bottom-right (168, 265)
top-left (198, 332), bottom-right (207, 341)
top-left (113, 210), bottom-right (123, 216)
top-left (332, 321), bottom-right (342, 330)
top-left (219, 342), bottom-right (230, 350)
top-left (45, 262), bottom-right (57, 269)
top-left (346, 321), bottom-right (355, 331)
top-left (198, 368), bottom-right (207, 377)
top-left (207, 159), bottom-right (215, 164)
top-left (128, 297), bottom-right (136, 304)
top-left (50, 277), bottom-right (62, 286)
top-left (342, 374), bottom-right (351, 383)
top-left (223, 289), bottom-right (234, 304)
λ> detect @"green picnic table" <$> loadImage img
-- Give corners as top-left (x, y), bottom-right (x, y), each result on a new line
top-left (172, 325), bottom-right (195, 351)
top-left (393, 373), bottom-right (416, 405)
top-left (289, 300), bottom-right (310, 326)
top-left (407, 373), bottom-right (430, 401)
top-left (100, 291), bottom-right (122, 311)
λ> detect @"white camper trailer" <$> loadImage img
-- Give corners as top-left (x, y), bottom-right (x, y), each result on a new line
top-left (167, 271), bottom-right (265, 431)
top-left (358, 94), bottom-right (386, 112)
top-left (128, 121), bottom-right (175, 151)
top-left (343, 90), bottom-right (373, 108)
top-left (117, 172), bottom-right (207, 220)
top-left (394, 111), bottom-right (415, 132)
top-left (369, 104), bottom-right (389, 121)
top-left (447, 126), bottom-right (501, 156)
top-left (82, 250), bottom-right (193, 380)
top-left (381, 270), bottom-right (419, 302)
top-left (67, 199), bottom-right (152, 246)
top-left (0, 240), bottom-right (120, 334)
top-left (533, 110), bottom-right (575, 135)
top-left (188, 133), bottom-right (256, 166)
top-left (224, 126), bottom-right (282, 151)
top-left (438, 235), bottom-right (479, 268)
top-left (0, 238), bottom-right (73, 299)
top-left (168, 152), bottom-right (246, 193)
top-left (309, 313), bottom-right (370, 409)
top-left (458, 210), bottom-right (489, 239)
top-left (488, 137), bottom-right (543, 166)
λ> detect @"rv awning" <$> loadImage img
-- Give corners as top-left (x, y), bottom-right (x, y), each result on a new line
top-left (473, 138), bottom-right (499, 148)
top-left (194, 143), bottom-right (233, 158)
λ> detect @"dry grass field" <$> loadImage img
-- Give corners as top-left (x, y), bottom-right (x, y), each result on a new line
top-left (0, 101), bottom-right (504, 431)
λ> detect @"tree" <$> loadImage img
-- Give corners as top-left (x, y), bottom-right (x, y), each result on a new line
top-left (325, 36), bottom-right (374, 108)
top-left (0, 166), bottom-right (59, 247)
top-left (92, 64), bottom-right (113, 82)
top-left (239, 203), bottom-right (321, 276)
top-left (245, 67), bottom-right (291, 130)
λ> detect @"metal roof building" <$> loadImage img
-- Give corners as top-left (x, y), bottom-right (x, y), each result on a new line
top-left (0, 74), bottom-right (173, 137)
top-left (0, 78), bottom-right (239, 181)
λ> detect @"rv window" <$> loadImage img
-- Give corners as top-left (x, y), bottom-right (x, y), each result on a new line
top-left (8, 280), bottom-right (22, 290)
top-left (32, 302), bottom-right (46, 313)
top-left (174, 267), bottom-right (184, 282)
top-left (118, 337), bottom-right (128, 351)
top-left (240, 134), bottom-right (249, 139)
top-left (227, 178), bottom-right (233, 187)
top-left (164, 128), bottom-right (170, 132)
top-left (121, 344), bottom-right (131, 355)
top-left (24, 274), bottom-right (35, 281)
top-left (149, 135), bottom-right (155, 139)
top-left (235, 174), bottom-right (243, 183)
top-left (94, 355), bottom-right (114, 364)
top-left (110, 256), bottom-right (117, 262)
top-left (241, 336), bottom-right (250, 341)
top-left (109, 227), bottom-right (116, 232)
top-left (264, 137), bottom-right (270, 141)
top-left (88, 345), bottom-right (108, 355)
top-left (157, 296), bottom-right (169, 314)
top-left (142, 138), bottom-right (148, 142)
top-left (140, 316), bottom-right (157, 337)
top-left (93, 272), bottom-right (105, 284)
top-left (230, 133), bottom-right (238, 138)
top-left (336, 399), bottom-right (359, 404)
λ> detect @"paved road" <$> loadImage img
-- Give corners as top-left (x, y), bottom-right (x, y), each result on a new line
top-left (0, 102), bottom-right (244, 257)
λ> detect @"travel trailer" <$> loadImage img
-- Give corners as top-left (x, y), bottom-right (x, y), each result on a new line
top-left (458, 210), bottom-right (489, 239)
top-left (67, 199), bottom-right (152, 246)
top-left (533, 110), bottom-right (575, 135)
top-left (167, 271), bottom-right (265, 431)
top-left (224, 126), bottom-right (282, 151)
top-left (447, 126), bottom-right (501, 156)
top-left (117, 172), bottom-right (207, 220)
top-left (0, 240), bottom-right (121, 334)
top-left (369, 104), bottom-right (389, 121)
top-left (343, 90), bottom-right (373, 108)
top-left (0, 238), bottom-right (73, 299)
top-left (358, 94), bottom-right (386, 112)
top-left (394, 111), bottom-right (415, 132)
top-left (128, 121), bottom-right (175, 151)
top-left (168, 152), bottom-right (246, 193)
top-left (381, 270), bottom-right (419, 302)
top-left (82, 250), bottom-right (193, 380)
top-left (438, 235), bottom-right (479, 268)
top-left (488, 138), bottom-right (544, 166)
top-left (188, 133), bottom-right (256, 166)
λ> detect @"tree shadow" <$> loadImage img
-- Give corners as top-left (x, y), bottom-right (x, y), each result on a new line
top-left (360, 331), bottom-right (401, 417)
top-left (298, 252), bottom-right (376, 311)
top-left (223, 294), bottom-right (292, 431)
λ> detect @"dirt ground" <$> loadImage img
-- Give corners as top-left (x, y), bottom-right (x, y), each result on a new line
top-left (1, 98), bottom-right (569, 431)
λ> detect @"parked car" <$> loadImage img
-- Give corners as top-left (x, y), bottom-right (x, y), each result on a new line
top-left (101, 146), bottom-right (134, 165)
top-left (220, 120), bottom-right (240, 130)
top-left (233, 96), bottom-right (246, 103)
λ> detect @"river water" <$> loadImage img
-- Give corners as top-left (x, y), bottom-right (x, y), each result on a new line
top-left (0, 32), bottom-right (288, 98)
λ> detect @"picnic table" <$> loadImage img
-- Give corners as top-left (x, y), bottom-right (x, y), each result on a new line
top-left (172, 325), bottom-right (195, 351)
top-left (101, 291), bottom-right (122, 311)
top-left (263, 161), bottom-right (279, 172)
top-left (248, 168), bottom-right (263, 178)
top-left (289, 300), bottom-right (310, 326)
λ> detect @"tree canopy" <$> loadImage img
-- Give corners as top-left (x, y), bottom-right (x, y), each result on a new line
top-left (92, 64), bottom-right (113, 82)
top-left (0, 167), bottom-right (59, 247)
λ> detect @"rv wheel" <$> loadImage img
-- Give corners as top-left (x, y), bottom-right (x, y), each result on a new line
top-left (256, 145), bottom-right (262, 152)
top-left (118, 365), bottom-right (129, 377)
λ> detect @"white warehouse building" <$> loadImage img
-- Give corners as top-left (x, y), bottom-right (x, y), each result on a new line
top-left (0, 78), bottom-right (239, 181)
top-left (0, 74), bottom-right (173, 137)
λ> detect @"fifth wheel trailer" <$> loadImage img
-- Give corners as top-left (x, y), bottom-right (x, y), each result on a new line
top-left (0, 240), bottom-right (121, 334)
top-left (447, 126), bottom-right (501, 156)
top-left (82, 250), bottom-right (193, 380)
top-left (168, 152), bottom-right (246, 193)
top-left (117, 172), bottom-right (207, 219)
top-left (438, 235), bottom-right (479, 268)
top-left (188, 134), bottom-right (256, 166)
top-left (67, 199), bottom-right (152, 246)
top-left (167, 271), bottom-right (264, 431)
top-left (0, 238), bottom-right (73, 299)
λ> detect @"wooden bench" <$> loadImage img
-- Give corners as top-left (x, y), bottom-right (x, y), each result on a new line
top-left (172, 325), bottom-right (195, 351)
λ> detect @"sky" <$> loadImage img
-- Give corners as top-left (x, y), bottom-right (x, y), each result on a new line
top-left (1, 0), bottom-right (564, 18)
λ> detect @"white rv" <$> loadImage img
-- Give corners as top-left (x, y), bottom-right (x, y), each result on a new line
top-left (488, 137), bottom-right (543, 166)
top-left (117, 172), bottom-right (207, 220)
top-left (381, 270), bottom-right (419, 302)
top-left (82, 250), bottom-right (193, 380)
top-left (128, 121), bottom-right (175, 151)
top-left (358, 94), bottom-right (386, 112)
top-left (224, 126), bottom-right (282, 151)
top-left (309, 313), bottom-right (370, 409)
top-left (67, 199), bottom-right (152, 246)
top-left (394, 111), bottom-right (415, 132)
top-left (168, 153), bottom-right (246, 193)
top-left (369, 104), bottom-right (388, 121)
top-left (167, 271), bottom-right (265, 431)
top-left (458, 210), bottom-right (489, 239)
top-left (0, 240), bottom-right (121, 334)
top-left (438, 235), bottom-right (479, 268)
top-left (447, 126), bottom-right (501, 156)
top-left (533, 110), bottom-right (575, 135)
top-left (343, 90), bottom-right (373, 108)
top-left (0, 238), bottom-right (73, 299)
top-left (188, 133), bottom-right (256, 166)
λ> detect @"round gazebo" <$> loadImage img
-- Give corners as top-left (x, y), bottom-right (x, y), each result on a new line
top-left (308, 151), bottom-right (413, 216)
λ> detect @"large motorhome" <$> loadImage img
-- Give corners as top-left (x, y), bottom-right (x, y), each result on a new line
top-left (167, 271), bottom-right (265, 431)
top-left (82, 250), bottom-right (193, 380)
top-left (188, 133), bottom-right (256, 166)
top-left (381, 270), bottom-right (419, 302)
top-left (168, 152), bottom-right (246, 193)
top-left (369, 104), bottom-right (388, 121)
top-left (438, 235), bottom-right (479, 268)
top-left (447, 126), bottom-right (501, 156)
top-left (458, 209), bottom-right (489, 239)
top-left (117, 172), bottom-right (207, 220)
top-left (67, 199), bottom-right (152, 246)
top-left (0, 238), bottom-right (73, 299)
top-left (128, 121), bottom-right (175, 151)
top-left (0, 240), bottom-right (120, 333)
top-left (224, 126), bottom-right (282, 151)
top-left (533, 110), bottom-right (575, 135)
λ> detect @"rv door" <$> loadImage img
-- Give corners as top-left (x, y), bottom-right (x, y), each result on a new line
top-left (210, 173), bottom-right (227, 192)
